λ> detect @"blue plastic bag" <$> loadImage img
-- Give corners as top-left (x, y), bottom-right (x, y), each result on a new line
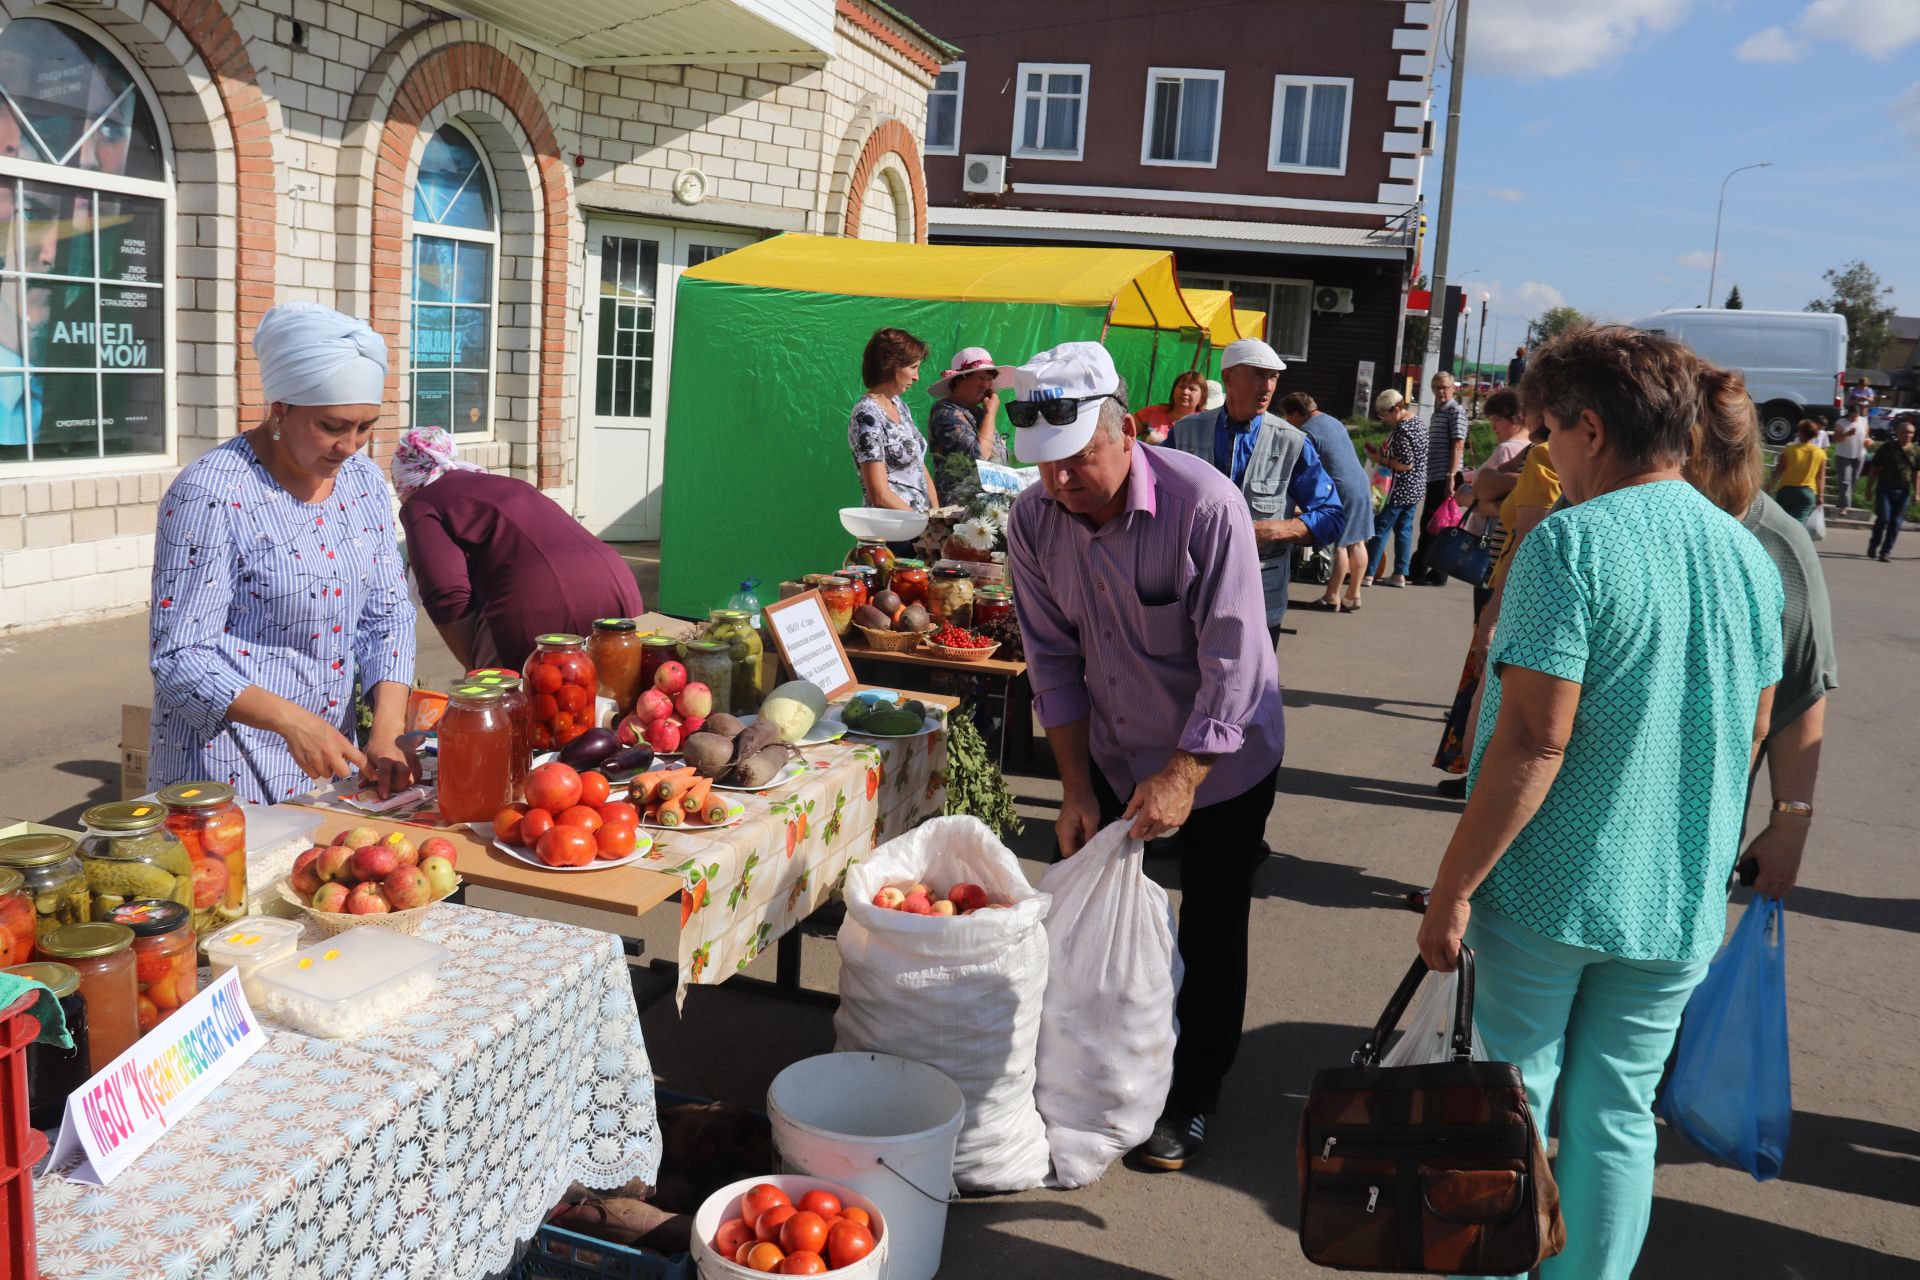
top-left (1657, 896), bottom-right (1791, 1180)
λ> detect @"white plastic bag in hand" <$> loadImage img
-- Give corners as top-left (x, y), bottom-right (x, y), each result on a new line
top-left (836, 816), bottom-right (1053, 1192)
top-left (1034, 821), bottom-right (1183, 1188)
top-left (1380, 969), bottom-right (1489, 1067)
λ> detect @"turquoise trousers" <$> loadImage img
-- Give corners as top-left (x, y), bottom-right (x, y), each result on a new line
top-left (1464, 908), bottom-right (1709, 1280)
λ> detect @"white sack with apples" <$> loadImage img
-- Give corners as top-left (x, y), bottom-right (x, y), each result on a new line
top-left (1034, 820), bottom-right (1182, 1188)
top-left (835, 815), bottom-right (1054, 1193)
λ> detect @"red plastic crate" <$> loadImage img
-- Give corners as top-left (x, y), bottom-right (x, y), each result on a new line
top-left (0, 991), bottom-right (43, 1280)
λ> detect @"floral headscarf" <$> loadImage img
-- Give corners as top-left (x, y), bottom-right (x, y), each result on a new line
top-left (391, 425), bottom-right (486, 503)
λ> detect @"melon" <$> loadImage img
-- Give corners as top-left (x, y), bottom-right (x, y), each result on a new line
top-left (760, 680), bottom-right (827, 741)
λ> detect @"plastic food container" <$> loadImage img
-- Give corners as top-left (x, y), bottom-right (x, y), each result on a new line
top-left (691, 1174), bottom-right (887, 1279)
top-left (79, 800), bottom-right (194, 922)
top-left (202, 916), bottom-right (306, 1004)
top-left (252, 927), bottom-right (449, 1039)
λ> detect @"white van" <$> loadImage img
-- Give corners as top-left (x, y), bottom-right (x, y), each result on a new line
top-left (1627, 309), bottom-right (1847, 444)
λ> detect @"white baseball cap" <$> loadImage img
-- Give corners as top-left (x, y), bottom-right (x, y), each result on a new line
top-left (1221, 337), bottom-right (1286, 372)
top-left (1004, 341), bottom-right (1124, 463)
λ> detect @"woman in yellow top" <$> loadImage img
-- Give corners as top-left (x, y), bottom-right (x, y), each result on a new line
top-left (1768, 420), bottom-right (1826, 523)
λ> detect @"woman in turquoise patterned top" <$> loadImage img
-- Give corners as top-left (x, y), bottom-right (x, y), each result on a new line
top-left (1415, 328), bottom-right (1783, 1280)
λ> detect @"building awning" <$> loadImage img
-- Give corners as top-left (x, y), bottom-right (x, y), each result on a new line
top-left (423, 0), bottom-right (836, 67)
top-left (931, 205), bottom-right (1416, 261)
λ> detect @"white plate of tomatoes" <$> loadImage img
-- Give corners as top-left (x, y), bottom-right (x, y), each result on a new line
top-left (478, 760), bottom-right (654, 870)
top-left (471, 821), bottom-right (655, 871)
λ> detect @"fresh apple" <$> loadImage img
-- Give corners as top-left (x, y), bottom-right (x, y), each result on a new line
top-left (680, 714), bottom-right (706, 738)
top-left (948, 882), bottom-right (988, 913)
top-left (290, 847), bottom-right (325, 897)
top-left (310, 882), bottom-right (350, 912)
top-left (872, 887), bottom-right (905, 909)
top-left (931, 900), bottom-right (957, 916)
top-left (675, 682), bottom-right (714, 720)
top-left (653, 660), bottom-right (688, 696)
top-left (350, 845), bottom-right (399, 883)
top-left (420, 855), bottom-right (458, 900)
top-left (906, 883), bottom-right (932, 900)
top-left (645, 716), bottom-right (684, 753)
top-left (345, 882), bottom-right (391, 915)
top-left (341, 825), bottom-right (380, 851)
top-left (901, 893), bottom-right (933, 915)
top-left (316, 844), bottom-right (356, 884)
top-left (383, 865), bottom-right (431, 910)
top-left (636, 688), bottom-right (675, 725)
top-left (382, 831), bottom-right (419, 867)
top-left (616, 712), bottom-right (648, 747)
top-left (419, 836), bottom-right (457, 869)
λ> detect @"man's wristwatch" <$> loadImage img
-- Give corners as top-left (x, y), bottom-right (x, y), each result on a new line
top-left (1771, 800), bottom-right (1814, 819)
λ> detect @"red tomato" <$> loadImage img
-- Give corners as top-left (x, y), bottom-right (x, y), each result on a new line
top-left (713, 1218), bottom-right (756, 1258)
top-left (599, 800), bottom-right (640, 828)
top-left (529, 723), bottom-right (554, 750)
top-left (530, 663), bottom-right (563, 694)
top-left (743, 1242), bottom-right (784, 1273)
top-left (776, 1252), bottom-right (826, 1276)
top-left (554, 651), bottom-right (594, 685)
top-left (556, 805), bottom-right (602, 832)
top-left (754, 1204), bottom-right (796, 1244)
top-left (532, 693), bottom-right (560, 722)
top-left (578, 771), bottom-right (611, 809)
top-left (525, 762), bottom-right (583, 813)
top-left (779, 1211), bottom-right (827, 1256)
top-left (492, 805), bottom-right (528, 843)
top-left (555, 683), bottom-right (590, 715)
top-left (200, 809), bottom-right (247, 856)
top-left (837, 1207), bottom-right (870, 1229)
top-left (740, 1184), bottom-right (791, 1223)
top-left (191, 856), bottom-right (229, 910)
top-left (735, 1241), bottom-right (758, 1266)
top-left (557, 723), bottom-right (589, 746)
top-left (595, 824), bottom-right (637, 858)
top-left (553, 711), bottom-right (575, 734)
top-left (827, 1220), bottom-right (875, 1268)
top-left (535, 826), bottom-right (596, 867)
top-left (796, 1191), bottom-right (841, 1220)
top-left (519, 808), bottom-right (555, 846)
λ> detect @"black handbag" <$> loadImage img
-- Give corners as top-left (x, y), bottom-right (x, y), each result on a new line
top-left (1297, 947), bottom-right (1567, 1274)
top-left (1426, 524), bottom-right (1496, 589)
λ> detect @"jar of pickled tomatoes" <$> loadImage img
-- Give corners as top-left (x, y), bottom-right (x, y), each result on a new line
top-left (525, 633), bottom-right (597, 751)
top-left (845, 537), bottom-right (896, 588)
top-left (817, 576), bottom-right (858, 636)
top-left (839, 565), bottom-right (876, 611)
top-left (107, 900), bottom-right (196, 1037)
top-left (157, 782), bottom-right (248, 938)
top-left (589, 618), bottom-right (645, 720)
top-left (437, 684), bottom-right (516, 824)
top-left (37, 922), bottom-right (138, 1076)
top-left (889, 560), bottom-right (931, 611)
top-left (467, 671), bottom-right (531, 797)
top-left (0, 868), bottom-right (35, 967)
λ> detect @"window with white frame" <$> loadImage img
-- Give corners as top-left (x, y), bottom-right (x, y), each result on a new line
top-left (1182, 274), bottom-right (1315, 362)
top-left (1142, 68), bottom-right (1223, 167)
top-left (1269, 75), bottom-right (1352, 174)
top-left (1012, 63), bottom-right (1089, 160)
top-left (0, 16), bottom-right (169, 467)
top-left (410, 123), bottom-right (498, 437)
top-left (926, 63), bottom-right (964, 156)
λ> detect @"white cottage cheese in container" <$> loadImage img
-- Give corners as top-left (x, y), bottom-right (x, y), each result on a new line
top-left (203, 915), bottom-right (308, 1003)
top-left (252, 927), bottom-right (449, 1039)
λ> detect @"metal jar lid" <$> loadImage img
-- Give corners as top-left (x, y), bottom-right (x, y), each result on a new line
top-left (81, 800), bottom-right (170, 834)
top-left (4, 962), bottom-right (79, 999)
top-left (933, 567), bottom-right (972, 581)
top-left (0, 833), bottom-right (80, 868)
top-left (471, 673), bottom-right (523, 692)
top-left (467, 666), bottom-right (522, 680)
top-left (593, 618), bottom-right (638, 631)
top-left (156, 781), bottom-right (235, 811)
top-left (683, 639), bottom-right (729, 654)
top-left (107, 899), bottom-right (192, 938)
top-left (640, 634), bottom-right (679, 648)
top-left (38, 922), bottom-right (136, 960)
top-left (893, 558), bottom-right (927, 570)
top-left (0, 868), bottom-right (22, 896)
top-left (533, 633), bottom-right (584, 648)
top-left (708, 609), bottom-right (751, 622)
top-left (448, 683), bottom-right (504, 702)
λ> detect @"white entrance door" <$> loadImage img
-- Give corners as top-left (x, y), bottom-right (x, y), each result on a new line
top-left (580, 220), bottom-right (752, 539)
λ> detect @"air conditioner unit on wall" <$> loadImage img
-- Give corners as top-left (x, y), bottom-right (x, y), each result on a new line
top-left (963, 154), bottom-right (1007, 194)
top-left (1314, 287), bottom-right (1354, 315)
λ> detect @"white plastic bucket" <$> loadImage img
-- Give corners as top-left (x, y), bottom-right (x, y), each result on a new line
top-left (768, 1052), bottom-right (965, 1280)
top-left (691, 1173), bottom-right (887, 1279)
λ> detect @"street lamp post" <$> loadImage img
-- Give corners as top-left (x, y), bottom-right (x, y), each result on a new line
top-left (1707, 161), bottom-right (1771, 308)
top-left (1473, 293), bottom-right (1490, 417)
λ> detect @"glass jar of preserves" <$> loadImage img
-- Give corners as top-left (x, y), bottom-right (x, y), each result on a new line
top-left (156, 782), bottom-right (248, 937)
top-left (526, 633), bottom-right (597, 752)
top-left (589, 618), bottom-right (644, 721)
top-left (890, 559), bottom-right (931, 611)
top-left (438, 684), bottom-right (516, 824)
top-left (845, 537), bottom-right (896, 588)
top-left (817, 577), bottom-right (858, 636)
top-left (78, 801), bottom-right (194, 923)
top-left (638, 635), bottom-right (679, 699)
top-left (6, 961), bottom-right (88, 1130)
top-left (0, 869), bottom-right (34, 967)
top-left (839, 565), bottom-right (876, 611)
top-left (467, 672), bottom-right (531, 797)
top-left (106, 900), bottom-right (197, 1037)
top-left (37, 922), bottom-right (137, 1076)
top-left (929, 567), bottom-right (976, 628)
top-left (0, 834), bottom-right (90, 940)
top-left (973, 585), bottom-right (1014, 630)
top-left (681, 640), bottom-right (734, 716)
top-left (705, 609), bottom-right (769, 714)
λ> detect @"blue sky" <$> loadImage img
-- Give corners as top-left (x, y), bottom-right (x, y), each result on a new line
top-left (1435, 0), bottom-right (1920, 346)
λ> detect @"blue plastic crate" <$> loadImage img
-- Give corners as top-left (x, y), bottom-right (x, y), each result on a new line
top-left (516, 1223), bottom-right (694, 1280)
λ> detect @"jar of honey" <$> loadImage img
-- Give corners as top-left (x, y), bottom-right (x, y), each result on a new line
top-left (890, 559), bottom-right (931, 611)
top-left (37, 922), bottom-right (138, 1075)
top-left (526, 633), bottom-right (597, 751)
top-left (588, 618), bottom-right (644, 722)
top-left (156, 782), bottom-right (248, 938)
top-left (107, 900), bottom-right (197, 1036)
top-left (437, 684), bottom-right (515, 824)
top-left (845, 537), bottom-right (896, 588)
top-left (467, 672), bottom-right (531, 797)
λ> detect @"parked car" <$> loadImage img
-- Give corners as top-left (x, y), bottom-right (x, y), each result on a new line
top-left (1627, 308), bottom-right (1848, 445)
top-left (1870, 408), bottom-right (1920, 442)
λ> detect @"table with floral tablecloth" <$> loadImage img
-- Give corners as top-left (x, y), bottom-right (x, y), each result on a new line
top-left (650, 727), bottom-right (947, 1008)
top-left (34, 905), bottom-right (661, 1280)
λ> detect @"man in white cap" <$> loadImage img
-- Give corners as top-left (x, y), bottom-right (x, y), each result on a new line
top-left (1168, 337), bottom-right (1344, 637)
top-left (1004, 341), bottom-right (1285, 1171)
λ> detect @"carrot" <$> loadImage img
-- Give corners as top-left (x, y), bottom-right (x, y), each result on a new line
top-left (653, 804), bottom-right (682, 828)
top-left (628, 771), bottom-right (671, 805)
top-left (700, 796), bottom-right (730, 826)
top-left (653, 767), bottom-right (698, 803)
top-left (679, 778), bottom-right (713, 815)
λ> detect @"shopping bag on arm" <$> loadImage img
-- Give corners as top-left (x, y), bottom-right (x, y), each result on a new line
top-left (836, 815), bottom-right (1053, 1192)
top-left (1656, 895), bottom-right (1792, 1181)
top-left (1033, 821), bottom-right (1182, 1188)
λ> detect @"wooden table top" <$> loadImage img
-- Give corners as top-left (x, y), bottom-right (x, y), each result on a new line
top-left (846, 645), bottom-right (1029, 679)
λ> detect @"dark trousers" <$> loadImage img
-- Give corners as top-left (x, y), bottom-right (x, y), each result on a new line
top-left (1083, 763), bottom-right (1279, 1116)
top-left (1413, 478), bottom-right (1453, 580)
top-left (1869, 485), bottom-right (1910, 557)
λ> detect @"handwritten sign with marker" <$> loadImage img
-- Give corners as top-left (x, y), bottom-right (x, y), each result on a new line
top-left (763, 588), bottom-right (857, 700)
top-left (48, 968), bottom-right (266, 1185)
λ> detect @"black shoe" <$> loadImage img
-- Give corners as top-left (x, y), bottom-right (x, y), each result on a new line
top-left (1134, 1112), bottom-right (1205, 1170)
top-left (1879, 554), bottom-right (1893, 562)
top-left (1435, 777), bottom-right (1467, 799)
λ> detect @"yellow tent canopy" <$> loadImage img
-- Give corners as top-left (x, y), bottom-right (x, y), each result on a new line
top-left (1235, 309), bottom-right (1268, 341)
top-left (1180, 289), bottom-right (1240, 346)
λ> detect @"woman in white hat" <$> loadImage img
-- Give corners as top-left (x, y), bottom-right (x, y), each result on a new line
top-left (926, 345), bottom-right (1010, 470)
top-left (147, 301), bottom-right (417, 804)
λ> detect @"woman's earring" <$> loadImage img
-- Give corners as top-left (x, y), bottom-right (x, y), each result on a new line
top-left (272, 415), bottom-right (282, 442)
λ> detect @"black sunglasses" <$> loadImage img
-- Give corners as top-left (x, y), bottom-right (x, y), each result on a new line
top-left (1005, 391), bottom-right (1127, 429)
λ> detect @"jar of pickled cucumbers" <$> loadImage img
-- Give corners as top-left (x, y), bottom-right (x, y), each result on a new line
top-left (0, 834), bottom-right (90, 939)
top-left (681, 639), bottom-right (734, 716)
top-left (79, 800), bottom-right (195, 923)
top-left (705, 609), bottom-right (768, 713)
top-left (156, 782), bottom-right (248, 937)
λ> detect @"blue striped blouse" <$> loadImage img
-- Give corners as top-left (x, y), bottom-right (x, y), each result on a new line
top-left (147, 436), bottom-right (416, 802)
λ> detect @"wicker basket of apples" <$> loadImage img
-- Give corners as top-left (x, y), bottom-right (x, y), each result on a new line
top-left (278, 826), bottom-right (462, 937)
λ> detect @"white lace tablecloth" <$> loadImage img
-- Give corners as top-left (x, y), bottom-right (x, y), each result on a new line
top-left (34, 905), bottom-right (661, 1280)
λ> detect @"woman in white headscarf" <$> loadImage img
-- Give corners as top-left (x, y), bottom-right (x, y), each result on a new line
top-left (147, 301), bottom-right (418, 803)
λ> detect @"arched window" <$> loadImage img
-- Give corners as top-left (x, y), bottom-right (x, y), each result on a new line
top-left (410, 123), bottom-right (497, 437)
top-left (0, 16), bottom-right (168, 466)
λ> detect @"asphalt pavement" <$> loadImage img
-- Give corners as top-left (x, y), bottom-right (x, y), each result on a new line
top-left (1, 524), bottom-right (1915, 1277)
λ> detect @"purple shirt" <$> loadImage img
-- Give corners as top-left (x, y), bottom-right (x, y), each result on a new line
top-left (1006, 444), bottom-right (1285, 807)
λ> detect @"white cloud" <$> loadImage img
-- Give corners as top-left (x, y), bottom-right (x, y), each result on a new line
top-left (1485, 187), bottom-right (1527, 202)
top-left (1469, 0), bottom-right (1692, 78)
top-left (1677, 249), bottom-right (1717, 271)
top-left (1735, 26), bottom-right (1802, 62)
top-left (1798, 0), bottom-right (1920, 57)
top-left (1479, 280), bottom-right (1569, 317)
top-left (1894, 82), bottom-right (1920, 140)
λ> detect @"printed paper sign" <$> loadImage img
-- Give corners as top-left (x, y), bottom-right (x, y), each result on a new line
top-left (48, 968), bottom-right (267, 1186)
top-left (763, 589), bottom-right (857, 700)
top-left (976, 460), bottom-right (1039, 494)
